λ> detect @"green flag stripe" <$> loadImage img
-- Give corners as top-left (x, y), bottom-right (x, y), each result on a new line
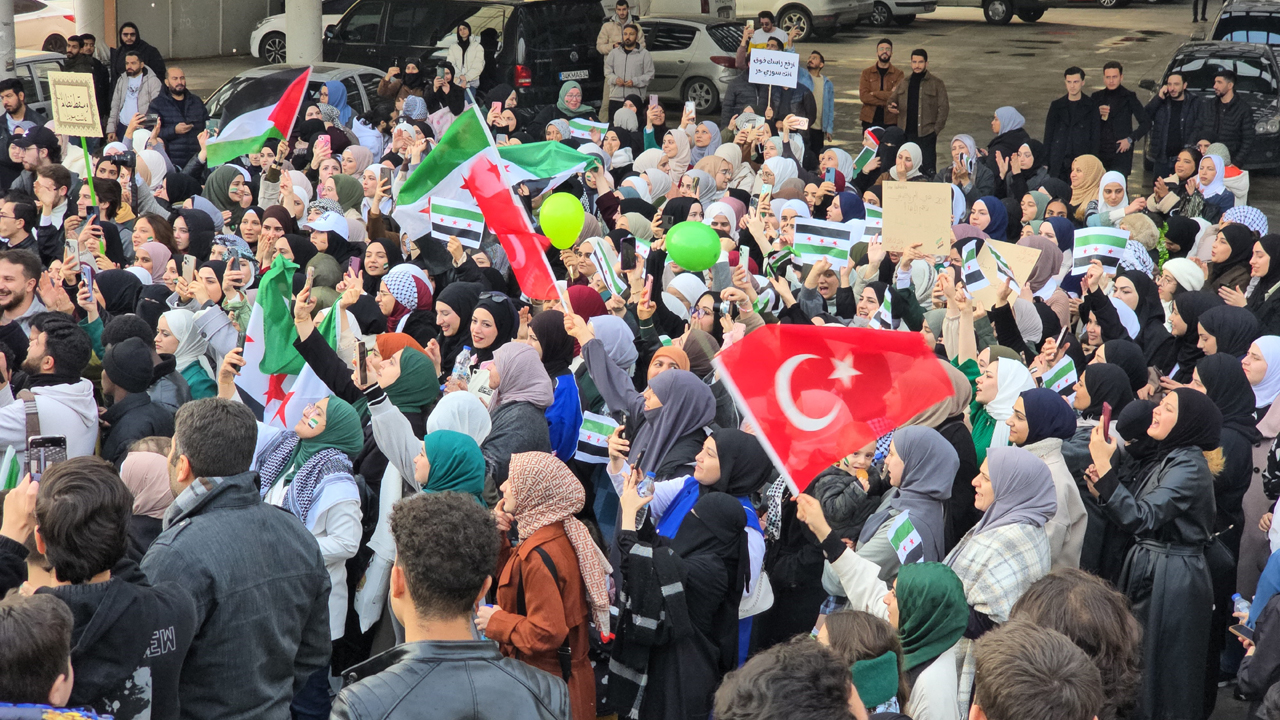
top-left (433, 205), bottom-right (485, 223)
top-left (891, 517), bottom-right (916, 546)
top-left (397, 111), bottom-right (489, 205)
top-left (794, 243), bottom-right (849, 258)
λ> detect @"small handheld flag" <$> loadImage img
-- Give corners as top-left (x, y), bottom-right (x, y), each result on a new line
top-left (1073, 228), bottom-right (1129, 276)
top-left (429, 196), bottom-right (486, 248)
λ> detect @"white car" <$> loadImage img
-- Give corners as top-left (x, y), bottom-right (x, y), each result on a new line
top-left (250, 0), bottom-right (356, 64)
top-left (734, 0), bottom-right (873, 39)
top-left (638, 16), bottom-right (746, 114)
top-left (16, 0), bottom-right (75, 51)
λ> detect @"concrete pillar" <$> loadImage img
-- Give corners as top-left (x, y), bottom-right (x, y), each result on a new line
top-left (0, 0), bottom-right (13, 80)
top-left (73, 0), bottom-right (109, 63)
top-left (286, 0), bottom-right (322, 65)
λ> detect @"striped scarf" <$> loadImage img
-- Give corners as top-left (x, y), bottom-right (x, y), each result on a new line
top-left (608, 540), bottom-right (692, 719)
top-left (255, 432), bottom-right (354, 524)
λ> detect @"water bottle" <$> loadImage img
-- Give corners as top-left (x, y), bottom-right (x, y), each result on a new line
top-left (1234, 593), bottom-right (1252, 618)
top-left (451, 346), bottom-right (473, 384)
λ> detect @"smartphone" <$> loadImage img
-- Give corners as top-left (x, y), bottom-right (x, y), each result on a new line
top-left (357, 340), bottom-right (368, 386)
top-left (649, 94), bottom-right (659, 108)
top-left (684, 100), bottom-right (696, 115)
top-left (143, 113), bottom-right (159, 129)
top-left (304, 265), bottom-right (316, 293)
top-left (81, 263), bottom-right (94, 303)
top-left (491, 101), bottom-right (503, 117)
top-left (790, 117), bottom-right (809, 130)
top-left (690, 176), bottom-right (700, 197)
top-left (181, 255), bottom-right (197, 282)
top-left (824, 168), bottom-right (836, 184)
top-left (316, 135), bottom-right (331, 153)
top-left (349, 256), bottom-right (362, 274)
top-left (26, 435), bottom-right (67, 483)
top-left (436, 67), bottom-right (446, 79)
top-left (660, 214), bottom-right (675, 232)
top-left (1101, 401), bottom-right (1113, 442)
top-left (84, 206), bottom-right (98, 224)
top-left (621, 238), bottom-right (636, 272)
top-left (496, 133), bottom-right (508, 144)
top-left (1231, 624), bottom-right (1255, 642)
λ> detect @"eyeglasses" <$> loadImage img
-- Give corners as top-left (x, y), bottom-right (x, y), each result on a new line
top-left (0, 213), bottom-right (15, 220)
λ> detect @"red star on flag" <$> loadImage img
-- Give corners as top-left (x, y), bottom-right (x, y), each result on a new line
top-left (271, 391), bottom-right (295, 426)
top-left (265, 373), bottom-right (289, 404)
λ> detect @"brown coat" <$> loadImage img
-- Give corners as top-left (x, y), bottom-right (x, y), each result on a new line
top-left (859, 62), bottom-right (904, 126)
top-left (488, 522), bottom-right (595, 720)
top-left (887, 70), bottom-right (950, 138)
top-left (376, 76), bottom-right (424, 102)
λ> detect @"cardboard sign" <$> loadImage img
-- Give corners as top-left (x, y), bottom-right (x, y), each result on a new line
top-left (970, 239), bottom-right (1042, 312)
top-left (48, 71), bottom-right (101, 138)
top-left (747, 49), bottom-right (799, 89)
top-left (880, 182), bottom-right (950, 256)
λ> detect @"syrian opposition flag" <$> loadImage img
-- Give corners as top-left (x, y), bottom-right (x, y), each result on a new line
top-left (1044, 353), bottom-right (1078, 396)
top-left (588, 238), bottom-right (627, 296)
top-left (430, 196), bottom-right (485, 248)
top-left (889, 511), bottom-right (925, 565)
top-left (961, 240), bottom-right (989, 294)
top-left (207, 67), bottom-right (310, 167)
top-left (575, 411), bottom-right (620, 464)
top-left (869, 291), bottom-right (894, 330)
top-left (714, 325), bottom-right (953, 493)
top-left (568, 118), bottom-right (608, 140)
top-left (863, 203), bottom-right (883, 242)
top-left (1073, 227), bottom-right (1129, 275)
top-left (986, 242), bottom-right (1019, 291)
top-left (794, 218), bottom-right (859, 269)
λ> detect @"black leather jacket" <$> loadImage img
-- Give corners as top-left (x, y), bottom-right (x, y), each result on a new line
top-left (332, 640), bottom-right (571, 720)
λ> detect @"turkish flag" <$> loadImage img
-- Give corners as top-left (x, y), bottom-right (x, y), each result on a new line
top-left (714, 325), bottom-right (954, 493)
top-left (463, 150), bottom-right (560, 301)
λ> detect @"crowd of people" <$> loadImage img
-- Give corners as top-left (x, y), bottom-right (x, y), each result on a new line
top-left (0, 5), bottom-right (1276, 720)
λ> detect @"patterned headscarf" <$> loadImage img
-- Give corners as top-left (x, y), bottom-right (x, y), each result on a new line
top-left (382, 263), bottom-right (434, 333)
top-left (507, 451), bottom-right (613, 633)
top-left (1224, 205), bottom-right (1269, 236)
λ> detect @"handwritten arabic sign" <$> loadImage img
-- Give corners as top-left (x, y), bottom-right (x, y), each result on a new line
top-left (880, 181), bottom-right (951, 256)
top-left (48, 72), bottom-right (101, 138)
top-left (747, 49), bottom-right (799, 89)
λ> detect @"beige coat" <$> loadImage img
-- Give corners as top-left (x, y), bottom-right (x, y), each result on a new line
top-left (1023, 437), bottom-right (1087, 570)
top-left (595, 15), bottom-right (645, 55)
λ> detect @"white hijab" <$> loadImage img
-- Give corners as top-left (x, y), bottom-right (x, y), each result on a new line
top-left (986, 358), bottom-right (1035, 451)
top-left (703, 200), bottom-right (739, 241)
top-left (162, 309), bottom-right (215, 378)
top-left (426, 391), bottom-right (493, 445)
top-left (1096, 170), bottom-right (1128, 212)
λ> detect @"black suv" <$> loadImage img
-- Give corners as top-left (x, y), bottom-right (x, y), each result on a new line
top-left (1210, 0), bottom-right (1280, 52)
top-left (322, 0), bottom-right (605, 108)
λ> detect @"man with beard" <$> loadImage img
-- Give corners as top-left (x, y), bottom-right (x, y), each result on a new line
top-left (10, 128), bottom-right (63, 203)
top-left (60, 36), bottom-right (93, 74)
top-left (1146, 71), bottom-right (1205, 179)
top-left (149, 67), bottom-right (207, 168)
top-left (799, 50), bottom-right (835, 154)
top-left (859, 38), bottom-right (902, 131)
top-left (1091, 61), bottom-right (1150, 177)
top-left (1044, 66), bottom-right (1101, 181)
top-left (1196, 68), bottom-right (1255, 162)
top-left (0, 79), bottom-right (49, 189)
top-left (109, 22), bottom-right (165, 85)
top-left (106, 51), bottom-right (162, 142)
top-left (30, 164), bottom-right (75, 266)
top-left (79, 34), bottom-right (112, 126)
top-left (0, 249), bottom-right (44, 335)
top-left (604, 24), bottom-right (654, 119)
top-left (887, 49), bottom-right (948, 177)
top-left (0, 310), bottom-right (97, 465)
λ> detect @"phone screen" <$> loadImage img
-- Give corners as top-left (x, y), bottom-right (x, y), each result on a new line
top-left (26, 435), bottom-right (67, 483)
top-left (649, 94), bottom-right (659, 108)
top-left (81, 264), bottom-right (94, 303)
top-left (496, 134), bottom-right (508, 144)
top-left (357, 340), bottom-right (368, 386)
top-left (1231, 624), bottom-right (1254, 641)
top-left (437, 67), bottom-right (446, 78)
top-left (1100, 402), bottom-right (1112, 441)
top-left (621, 239), bottom-right (636, 272)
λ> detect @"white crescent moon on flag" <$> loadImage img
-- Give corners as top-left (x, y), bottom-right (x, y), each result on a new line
top-left (776, 354), bottom-right (840, 432)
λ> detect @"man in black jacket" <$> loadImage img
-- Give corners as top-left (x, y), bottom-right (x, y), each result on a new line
top-left (332, 492), bottom-right (570, 720)
top-left (109, 22), bottom-right (165, 85)
top-left (1146, 71), bottom-right (1206, 178)
top-left (18, 457), bottom-right (196, 720)
top-left (99, 337), bottom-right (174, 467)
top-left (1197, 68), bottom-right (1255, 163)
top-left (1044, 66), bottom-right (1101, 181)
top-left (149, 67), bottom-right (207, 169)
top-left (1091, 61), bottom-right (1150, 177)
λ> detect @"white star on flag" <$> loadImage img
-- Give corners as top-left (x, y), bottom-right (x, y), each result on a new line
top-left (828, 353), bottom-right (861, 389)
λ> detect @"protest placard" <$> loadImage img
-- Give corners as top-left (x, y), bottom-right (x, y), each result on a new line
top-left (969, 239), bottom-right (1042, 311)
top-left (48, 71), bottom-right (101, 138)
top-left (747, 49), bottom-right (800, 88)
top-left (880, 182), bottom-right (950, 256)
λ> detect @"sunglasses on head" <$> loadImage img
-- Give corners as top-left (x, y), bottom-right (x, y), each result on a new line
top-left (479, 290), bottom-right (509, 302)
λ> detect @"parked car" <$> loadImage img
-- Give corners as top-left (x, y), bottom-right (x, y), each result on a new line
top-left (864, 0), bottom-right (936, 26)
top-left (1139, 41), bottom-right (1280, 170)
top-left (15, 0), bottom-right (75, 52)
top-left (250, 0), bottom-right (358, 64)
top-left (1209, 0), bottom-right (1280, 51)
top-left (323, 0), bottom-right (606, 109)
top-left (935, 0), bottom-right (1063, 23)
top-left (637, 16), bottom-right (743, 114)
top-left (203, 63), bottom-right (386, 127)
top-left (602, 0), bottom-right (737, 18)
top-left (734, 0), bottom-right (873, 40)
top-left (11, 49), bottom-right (67, 119)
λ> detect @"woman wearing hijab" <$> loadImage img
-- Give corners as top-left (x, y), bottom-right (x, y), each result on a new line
top-left (1092, 339), bottom-right (1148, 395)
top-left (321, 80), bottom-right (355, 126)
top-left (613, 485), bottom-right (748, 720)
top-left (478, 453), bottom-right (607, 720)
top-left (253, 393), bottom-right (364, 645)
top-left (1086, 387), bottom-right (1222, 720)
top-left (135, 241), bottom-right (171, 285)
top-left (984, 106), bottom-right (1032, 170)
top-left (527, 309), bottom-right (584, 462)
top-left (1159, 256), bottom-right (1205, 330)
top-left (1198, 304), bottom-right (1260, 359)
top-left (715, 143), bottom-right (755, 192)
top-left (663, 127), bottom-right (692, 188)
top-left (760, 155), bottom-right (798, 188)
top-left (967, 196), bottom-right (1008, 241)
top-left (377, 263), bottom-right (434, 338)
top-left (1062, 363), bottom-right (1135, 477)
top-left (1016, 234), bottom-right (1069, 328)
top-left (1205, 225), bottom-right (1258, 299)
top-left (425, 392), bottom-right (492, 449)
top-left (154, 308), bottom-right (216, 399)
top-left (433, 281), bottom-right (482, 382)
top-left (1168, 290), bottom-right (1226, 383)
top-left (937, 134), bottom-right (995, 207)
top-left (1186, 154), bottom-right (1236, 223)
top-left (971, 356), bottom-right (1036, 465)
top-left (479, 343), bottom-right (554, 493)
top-left (1085, 171), bottom-right (1137, 228)
top-left (614, 369), bottom-right (716, 482)
top-left (1101, 269), bottom-right (1177, 373)
top-left (888, 142), bottom-right (926, 182)
top-left (1194, 354), bottom-right (1261, 556)
top-left (203, 164), bottom-right (250, 224)
top-left (175, 208), bottom-right (216, 264)
top-left (687, 120), bottom-right (721, 164)
top-left (120, 446), bottom-right (178, 553)
top-left (1007, 388), bottom-right (1087, 569)
top-left (855, 427), bottom-right (956, 580)
top-left (1231, 234), bottom-right (1280, 336)
top-left (534, 81), bottom-right (597, 135)
top-left (1068, 155), bottom-right (1105, 225)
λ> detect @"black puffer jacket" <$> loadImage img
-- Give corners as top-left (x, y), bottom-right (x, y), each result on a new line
top-left (1196, 93), bottom-right (1255, 162)
top-left (1145, 92), bottom-right (1206, 162)
top-left (811, 466), bottom-right (887, 543)
top-left (333, 641), bottom-right (571, 720)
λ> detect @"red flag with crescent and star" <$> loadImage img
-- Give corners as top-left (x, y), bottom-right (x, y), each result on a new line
top-left (714, 325), bottom-right (954, 494)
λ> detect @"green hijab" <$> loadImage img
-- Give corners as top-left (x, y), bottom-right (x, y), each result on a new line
top-left (422, 429), bottom-right (486, 504)
top-left (1024, 191), bottom-right (1050, 227)
top-left (895, 562), bottom-right (968, 671)
top-left (284, 394), bottom-right (365, 483)
top-left (203, 164), bottom-right (246, 212)
top-left (555, 81), bottom-right (592, 118)
top-left (330, 174), bottom-right (364, 213)
top-left (385, 348), bottom-right (440, 413)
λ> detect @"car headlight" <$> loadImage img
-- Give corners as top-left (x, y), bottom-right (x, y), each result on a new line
top-left (1268, 116), bottom-right (1280, 134)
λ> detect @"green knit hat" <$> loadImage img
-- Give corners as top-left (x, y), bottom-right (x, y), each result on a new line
top-left (852, 650), bottom-right (899, 709)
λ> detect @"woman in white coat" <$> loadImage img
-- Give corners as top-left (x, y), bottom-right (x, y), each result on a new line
top-left (445, 21), bottom-right (485, 89)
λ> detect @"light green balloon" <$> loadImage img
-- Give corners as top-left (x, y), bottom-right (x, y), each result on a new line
top-left (666, 221), bottom-right (722, 272)
top-left (540, 192), bottom-right (585, 249)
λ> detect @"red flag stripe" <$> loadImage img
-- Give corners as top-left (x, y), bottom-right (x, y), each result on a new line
top-left (266, 67), bottom-right (311, 151)
top-left (464, 151), bottom-right (560, 301)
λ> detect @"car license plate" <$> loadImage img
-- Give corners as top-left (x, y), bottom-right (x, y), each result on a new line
top-left (559, 70), bottom-right (589, 81)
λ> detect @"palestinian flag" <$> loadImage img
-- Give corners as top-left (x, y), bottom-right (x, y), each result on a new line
top-left (794, 218), bottom-right (856, 269)
top-left (961, 240), bottom-right (989, 294)
top-left (207, 67), bottom-right (310, 167)
top-left (430, 196), bottom-right (485, 248)
top-left (1073, 228), bottom-right (1129, 275)
top-left (575, 411), bottom-right (620, 464)
top-left (869, 290), bottom-right (894, 330)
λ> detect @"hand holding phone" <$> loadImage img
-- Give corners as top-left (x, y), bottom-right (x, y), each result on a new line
top-left (1100, 402), bottom-right (1113, 442)
top-left (182, 255), bottom-right (197, 282)
top-left (304, 265), bottom-right (316, 293)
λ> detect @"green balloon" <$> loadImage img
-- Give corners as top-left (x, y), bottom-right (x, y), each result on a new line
top-left (540, 192), bottom-right (585, 249)
top-left (666, 221), bottom-right (721, 272)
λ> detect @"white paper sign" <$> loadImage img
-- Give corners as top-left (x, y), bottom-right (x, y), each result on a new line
top-left (748, 49), bottom-right (799, 89)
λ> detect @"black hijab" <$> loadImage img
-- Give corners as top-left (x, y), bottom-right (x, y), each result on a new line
top-left (1199, 305), bottom-right (1259, 358)
top-left (362, 239), bottom-right (404, 295)
top-left (486, 83), bottom-right (514, 108)
top-left (95, 269), bottom-right (143, 317)
top-left (662, 197), bottom-right (699, 224)
top-left (1019, 388), bottom-right (1077, 446)
top-left (1164, 216), bottom-right (1200, 259)
top-left (178, 209), bottom-right (215, 264)
top-left (1080, 363), bottom-right (1134, 420)
top-left (1118, 270), bottom-right (1165, 332)
top-left (1162, 387), bottom-right (1223, 453)
top-left (671, 492), bottom-right (749, 672)
top-left (435, 282), bottom-right (483, 375)
top-left (1248, 234), bottom-right (1280, 312)
top-left (1197, 353), bottom-right (1263, 444)
top-left (1171, 291), bottom-right (1225, 382)
top-left (1209, 224), bottom-right (1255, 285)
top-left (529, 309), bottom-right (575, 378)
top-left (620, 198), bottom-right (657, 221)
top-left (164, 172), bottom-right (202, 208)
top-left (1116, 399), bottom-right (1159, 461)
top-left (1100, 339), bottom-right (1147, 393)
top-left (710, 429), bottom-right (774, 497)
top-left (472, 293), bottom-right (518, 363)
